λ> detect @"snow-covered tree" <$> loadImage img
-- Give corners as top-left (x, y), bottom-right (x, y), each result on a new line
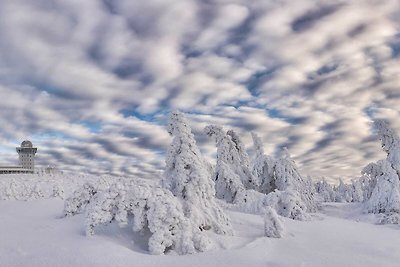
top-left (227, 130), bottom-right (258, 190)
top-left (64, 182), bottom-right (98, 217)
top-left (364, 160), bottom-right (400, 214)
top-left (164, 111), bottom-right (233, 235)
top-left (374, 119), bottom-right (400, 174)
top-left (227, 130), bottom-right (251, 170)
top-left (205, 125), bottom-right (247, 203)
top-left (52, 184), bottom-right (65, 199)
top-left (251, 132), bottom-right (276, 194)
top-left (361, 162), bottom-right (380, 200)
top-left (86, 182), bottom-right (212, 255)
top-left (335, 179), bottom-right (352, 203)
top-left (319, 179), bottom-right (336, 202)
top-left (274, 148), bottom-right (316, 212)
top-left (264, 206), bottom-right (284, 238)
top-left (350, 179), bottom-right (364, 202)
top-left (315, 178), bottom-right (336, 202)
top-left (361, 120), bottom-right (400, 221)
top-left (265, 189), bottom-right (310, 220)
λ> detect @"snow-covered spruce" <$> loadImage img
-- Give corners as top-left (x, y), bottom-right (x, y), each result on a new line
top-left (350, 179), bottom-right (364, 203)
top-left (164, 111), bottom-right (233, 235)
top-left (264, 206), bottom-right (285, 238)
top-left (251, 132), bottom-right (276, 194)
top-left (364, 160), bottom-right (400, 214)
top-left (335, 179), bottom-right (352, 203)
top-left (361, 162), bottom-right (380, 200)
top-left (205, 128), bottom-right (312, 220)
top-left (205, 125), bottom-right (257, 203)
top-left (374, 119), bottom-right (400, 174)
top-left (227, 130), bottom-right (258, 190)
top-left (361, 120), bottom-right (400, 221)
top-left (315, 179), bottom-right (336, 202)
top-left (274, 148), bottom-right (316, 212)
top-left (85, 182), bottom-right (212, 255)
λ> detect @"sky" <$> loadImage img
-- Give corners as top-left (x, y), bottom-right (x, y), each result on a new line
top-left (0, 0), bottom-right (399, 183)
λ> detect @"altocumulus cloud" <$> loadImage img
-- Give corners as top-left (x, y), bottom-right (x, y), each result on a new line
top-left (0, 0), bottom-right (399, 183)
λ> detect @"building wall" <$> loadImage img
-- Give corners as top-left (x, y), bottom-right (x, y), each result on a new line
top-left (16, 148), bottom-right (37, 170)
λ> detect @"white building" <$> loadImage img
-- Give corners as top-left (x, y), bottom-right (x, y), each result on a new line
top-left (0, 140), bottom-right (38, 174)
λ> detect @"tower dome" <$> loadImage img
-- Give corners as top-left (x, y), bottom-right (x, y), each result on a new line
top-left (21, 140), bottom-right (33, 148)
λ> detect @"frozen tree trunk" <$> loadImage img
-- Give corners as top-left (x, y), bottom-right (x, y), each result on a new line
top-left (164, 111), bottom-right (233, 235)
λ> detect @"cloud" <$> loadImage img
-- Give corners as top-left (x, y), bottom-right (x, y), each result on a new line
top-left (0, 0), bottom-right (399, 183)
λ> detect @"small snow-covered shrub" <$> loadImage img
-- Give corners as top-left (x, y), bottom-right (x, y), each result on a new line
top-left (85, 182), bottom-right (212, 255)
top-left (266, 190), bottom-right (310, 221)
top-left (222, 188), bottom-right (309, 221)
top-left (52, 184), bottom-right (65, 199)
top-left (0, 173), bottom-right (113, 201)
top-left (227, 189), bottom-right (270, 214)
top-left (64, 182), bottom-right (99, 217)
top-left (63, 176), bottom-right (116, 217)
top-left (264, 207), bottom-right (284, 238)
top-left (379, 212), bottom-right (400, 225)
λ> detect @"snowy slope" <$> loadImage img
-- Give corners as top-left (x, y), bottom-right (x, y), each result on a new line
top-left (1, 198), bottom-right (399, 267)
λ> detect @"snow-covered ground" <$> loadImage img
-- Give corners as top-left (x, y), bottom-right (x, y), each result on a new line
top-left (1, 196), bottom-right (399, 267)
